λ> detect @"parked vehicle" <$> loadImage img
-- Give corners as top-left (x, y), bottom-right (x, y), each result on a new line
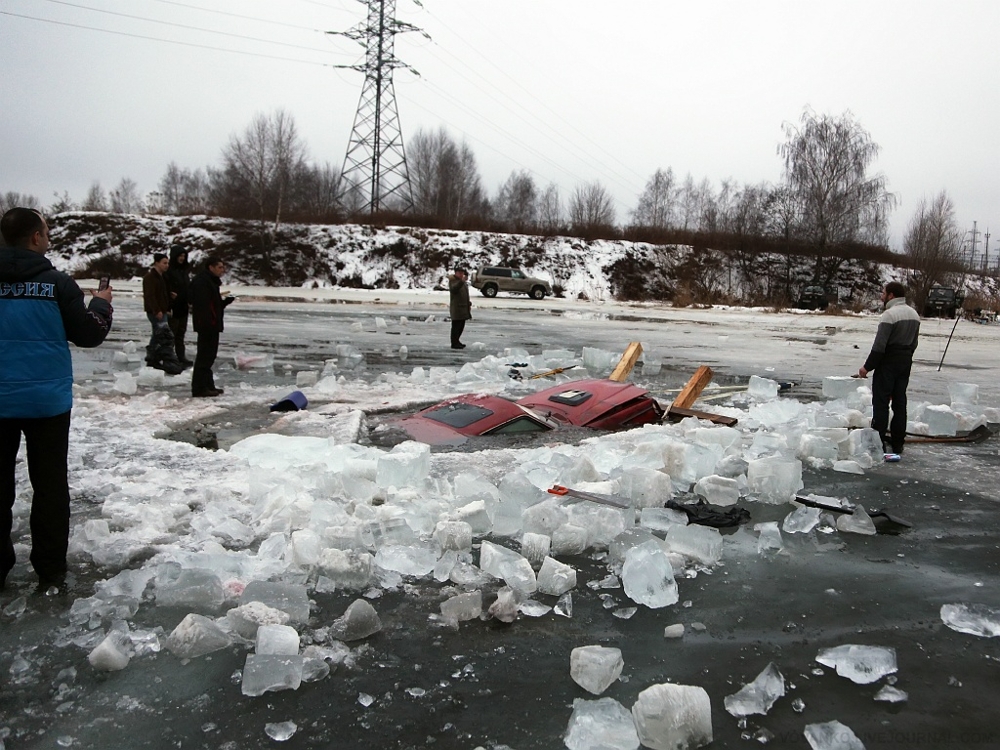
top-left (923, 286), bottom-right (965, 318)
top-left (471, 267), bottom-right (552, 299)
top-left (796, 285), bottom-right (837, 310)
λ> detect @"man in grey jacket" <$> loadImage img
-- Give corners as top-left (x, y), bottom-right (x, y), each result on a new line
top-left (858, 281), bottom-right (920, 459)
top-left (448, 267), bottom-right (471, 350)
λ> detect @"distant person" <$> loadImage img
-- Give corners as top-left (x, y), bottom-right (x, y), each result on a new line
top-left (164, 244), bottom-right (192, 366)
top-left (142, 253), bottom-right (183, 372)
top-left (190, 256), bottom-right (235, 398)
top-left (858, 281), bottom-right (920, 460)
top-left (0, 207), bottom-right (113, 593)
top-left (448, 266), bottom-right (471, 349)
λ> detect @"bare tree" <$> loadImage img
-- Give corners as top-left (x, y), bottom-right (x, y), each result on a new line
top-left (49, 191), bottom-right (76, 214)
top-left (295, 162), bottom-right (341, 222)
top-left (82, 182), bottom-right (108, 212)
top-left (494, 170), bottom-right (538, 232)
top-left (780, 108), bottom-right (895, 279)
top-left (632, 168), bottom-right (677, 230)
top-left (218, 109), bottom-right (307, 231)
top-left (407, 127), bottom-right (487, 226)
top-left (158, 162), bottom-right (184, 214)
top-left (538, 183), bottom-right (563, 235)
top-left (904, 191), bottom-right (963, 310)
top-left (110, 177), bottom-right (143, 214)
top-left (0, 191), bottom-right (41, 213)
top-left (569, 181), bottom-right (616, 234)
top-left (677, 173), bottom-right (700, 231)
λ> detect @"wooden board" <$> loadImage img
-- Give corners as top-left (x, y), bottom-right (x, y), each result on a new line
top-left (666, 405), bottom-right (738, 427)
top-left (608, 342), bottom-right (643, 382)
top-left (671, 365), bottom-right (714, 408)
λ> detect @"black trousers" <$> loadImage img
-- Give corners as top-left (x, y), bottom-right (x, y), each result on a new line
top-left (450, 319), bottom-right (466, 347)
top-left (1, 410), bottom-right (72, 582)
top-left (169, 313), bottom-right (189, 362)
top-left (871, 359), bottom-right (912, 453)
top-left (192, 330), bottom-right (220, 395)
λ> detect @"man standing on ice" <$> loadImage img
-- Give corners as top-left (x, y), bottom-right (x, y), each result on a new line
top-left (448, 266), bottom-right (471, 349)
top-left (189, 256), bottom-right (234, 398)
top-left (858, 281), bottom-right (920, 460)
top-left (0, 207), bottom-right (112, 593)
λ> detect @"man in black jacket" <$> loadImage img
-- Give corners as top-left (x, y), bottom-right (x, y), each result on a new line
top-left (0, 208), bottom-right (112, 592)
top-left (164, 244), bottom-right (192, 366)
top-left (189, 256), bottom-right (234, 398)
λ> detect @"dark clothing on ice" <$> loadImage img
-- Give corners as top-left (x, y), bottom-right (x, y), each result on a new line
top-left (449, 272), bottom-right (471, 348)
top-left (189, 267), bottom-right (233, 395)
top-left (0, 245), bottom-right (111, 586)
top-left (165, 247), bottom-right (191, 363)
top-left (142, 267), bottom-right (170, 316)
top-left (864, 297), bottom-right (920, 454)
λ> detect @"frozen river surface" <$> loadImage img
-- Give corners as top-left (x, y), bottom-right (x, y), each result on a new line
top-left (2, 287), bottom-right (999, 750)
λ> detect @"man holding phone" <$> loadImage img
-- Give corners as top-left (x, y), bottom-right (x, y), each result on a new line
top-left (0, 207), bottom-right (113, 593)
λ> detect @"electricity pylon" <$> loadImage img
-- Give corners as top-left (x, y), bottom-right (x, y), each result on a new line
top-left (331, 0), bottom-right (423, 215)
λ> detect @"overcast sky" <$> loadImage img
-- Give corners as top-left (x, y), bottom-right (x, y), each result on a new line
top-left (2, 0), bottom-right (998, 254)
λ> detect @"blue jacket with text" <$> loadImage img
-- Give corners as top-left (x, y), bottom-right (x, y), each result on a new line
top-left (0, 247), bottom-right (113, 418)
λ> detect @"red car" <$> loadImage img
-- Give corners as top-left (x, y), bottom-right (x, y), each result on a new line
top-left (396, 393), bottom-right (558, 445)
top-left (516, 379), bottom-right (664, 430)
top-left (396, 379), bottom-right (664, 444)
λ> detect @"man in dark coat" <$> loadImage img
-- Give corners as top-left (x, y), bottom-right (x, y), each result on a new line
top-left (0, 208), bottom-right (112, 592)
top-left (189, 256), bottom-right (234, 398)
top-left (142, 253), bottom-right (183, 372)
top-left (164, 244), bottom-right (192, 366)
top-left (448, 267), bottom-right (471, 349)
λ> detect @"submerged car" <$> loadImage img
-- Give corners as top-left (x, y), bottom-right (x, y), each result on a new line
top-left (516, 379), bottom-right (664, 430)
top-left (396, 379), bottom-right (664, 444)
top-left (396, 394), bottom-right (558, 445)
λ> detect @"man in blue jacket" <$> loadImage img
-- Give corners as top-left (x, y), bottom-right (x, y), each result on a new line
top-left (0, 207), bottom-right (113, 592)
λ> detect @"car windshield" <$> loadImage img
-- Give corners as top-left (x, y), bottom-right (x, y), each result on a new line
top-left (423, 402), bottom-right (494, 428)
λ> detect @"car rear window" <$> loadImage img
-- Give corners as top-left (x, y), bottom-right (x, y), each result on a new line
top-left (485, 416), bottom-right (550, 434)
top-left (423, 402), bottom-right (494, 428)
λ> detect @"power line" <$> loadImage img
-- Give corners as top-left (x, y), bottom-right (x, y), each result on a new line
top-left (142, 0), bottom-right (337, 34)
top-left (39, 0), bottom-right (341, 54)
top-left (0, 10), bottom-right (339, 66)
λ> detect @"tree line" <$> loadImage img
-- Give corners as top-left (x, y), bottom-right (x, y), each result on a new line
top-left (0, 107), bottom-right (985, 309)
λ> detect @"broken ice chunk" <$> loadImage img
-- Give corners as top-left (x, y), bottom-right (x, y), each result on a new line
top-left (241, 581), bottom-right (311, 625)
top-left (518, 600), bottom-right (552, 617)
top-left (631, 683), bottom-right (713, 750)
top-left (536, 556), bottom-right (577, 596)
top-left (693, 474), bottom-right (740, 506)
top-left (874, 685), bottom-right (908, 703)
top-left (316, 549), bottom-right (373, 590)
top-left (256, 624), bottom-right (300, 656)
top-left (923, 404), bottom-right (959, 436)
top-left (374, 543), bottom-right (439, 576)
top-left (432, 520), bottom-right (473, 552)
top-left (804, 720), bottom-right (865, 750)
top-left (664, 524), bottom-right (723, 566)
top-left (663, 624), bottom-right (684, 639)
top-left (440, 591), bottom-right (482, 622)
top-left (940, 603), bottom-right (1000, 637)
top-left (241, 654), bottom-right (304, 696)
top-left (479, 540), bottom-right (537, 594)
top-left (835, 506), bottom-right (877, 536)
top-left (155, 568), bottom-right (227, 613)
top-left (815, 644), bottom-right (897, 684)
top-left (755, 522), bottom-right (783, 554)
top-left (823, 376), bottom-right (862, 400)
top-left (519, 532), bottom-right (551, 569)
top-left (87, 632), bottom-right (131, 671)
top-left (723, 662), bottom-right (785, 716)
top-left (554, 592), bottom-right (573, 618)
top-left (264, 721), bottom-right (297, 741)
top-left (487, 586), bottom-right (519, 623)
top-left (782, 505), bottom-right (821, 534)
top-left (564, 697), bottom-right (640, 750)
top-left (551, 523), bottom-right (589, 556)
top-left (226, 601), bottom-right (291, 640)
top-left (570, 645), bottom-right (624, 695)
top-left (621, 540), bottom-right (678, 609)
top-left (166, 613), bottom-right (232, 659)
top-left (747, 455), bottom-right (803, 504)
top-left (330, 599), bottom-right (382, 641)
top-left (639, 507), bottom-right (688, 533)
top-left (748, 375), bottom-right (779, 400)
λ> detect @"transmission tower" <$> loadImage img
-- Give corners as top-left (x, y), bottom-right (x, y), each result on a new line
top-left (332, 0), bottom-right (423, 215)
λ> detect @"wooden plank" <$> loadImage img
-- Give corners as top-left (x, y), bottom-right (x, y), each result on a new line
top-left (608, 342), bottom-right (643, 382)
top-left (666, 405), bottom-right (738, 427)
top-left (671, 365), bottom-right (714, 408)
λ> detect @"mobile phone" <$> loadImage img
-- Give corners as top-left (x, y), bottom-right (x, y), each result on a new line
top-left (98, 276), bottom-right (111, 291)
